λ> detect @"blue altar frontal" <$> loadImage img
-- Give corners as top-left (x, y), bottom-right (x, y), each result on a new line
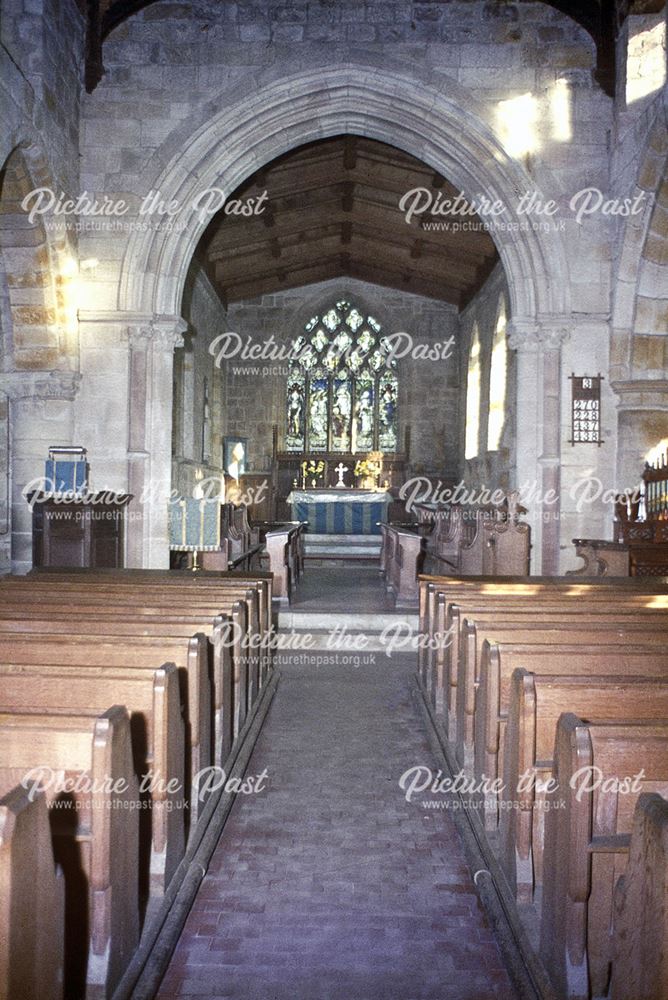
top-left (287, 489), bottom-right (392, 535)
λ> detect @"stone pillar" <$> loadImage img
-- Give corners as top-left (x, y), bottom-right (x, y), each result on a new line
top-left (508, 319), bottom-right (570, 576)
top-left (126, 317), bottom-right (186, 568)
top-left (611, 379), bottom-right (668, 488)
top-left (0, 370), bottom-right (80, 574)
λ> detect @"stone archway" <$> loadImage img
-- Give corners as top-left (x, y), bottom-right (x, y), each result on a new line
top-left (0, 138), bottom-right (81, 572)
top-left (611, 103), bottom-right (668, 488)
top-left (112, 64), bottom-right (573, 570)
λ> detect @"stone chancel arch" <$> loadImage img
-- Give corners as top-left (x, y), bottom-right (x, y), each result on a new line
top-left (117, 66), bottom-right (570, 324)
top-left (104, 65), bottom-right (573, 569)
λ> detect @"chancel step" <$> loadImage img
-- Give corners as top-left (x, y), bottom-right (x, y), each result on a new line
top-left (278, 610), bottom-right (418, 650)
top-left (303, 533), bottom-right (382, 565)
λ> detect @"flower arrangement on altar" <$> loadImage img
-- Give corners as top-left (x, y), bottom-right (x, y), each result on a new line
top-left (354, 452), bottom-right (383, 490)
top-left (301, 459), bottom-right (325, 488)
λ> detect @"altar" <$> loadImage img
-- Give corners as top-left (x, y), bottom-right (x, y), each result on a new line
top-left (286, 489), bottom-right (392, 535)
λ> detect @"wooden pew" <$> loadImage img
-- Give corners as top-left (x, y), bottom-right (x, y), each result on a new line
top-left (475, 641), bottom-right (668, 829)
top-left (420, 582), bottom-right (668, 729)
top-left (425, 493), bottom-right (530, 577)
top-left (29, 568), bottom-right (273, 639)
top-left (16, 573), bottom-right (268, 696)
top-left (0, 632), bottom-right (210, 820)
top-left (0, 786), bottom-right (64, 1000)
top-left (418, 574), bottom-right (668, 705)
top-left (0, 663), bottom-right (185, 900)
top-left (568, 538), bottom-right (631, 577)
top-left (0, 706), bottom-right (139, 1000)
top-left (380, 525), bottom-right (425, 606)
top-left (0, 587), bottom-right (252, 750)
top-left (500, 670), bottom-right (668, 904)
top-left (540, 715), bottom-right (668, 1000)
top-left (263, 522), bottom-right (305, 606)
top-left (0, 614), bottom-right (236, 768)
top-left (428, 593), bottom-right (668, 740)
top-left (454, 615), bottom-right (668, 768)
top-left (610, 793), bottom-right (668, 1000)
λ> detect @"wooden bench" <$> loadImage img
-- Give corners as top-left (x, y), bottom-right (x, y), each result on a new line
top-left (500, 670), bottom-right (668, 904)
top-left (0, 785), bottom-right (64, 1000)
top-left (454, 615), bottom-right (668, 768)
top-left (262, 521), bottom-right (306, 606)
top-left (475, 641), bottom-right (668, 830)
top-left (20, 572), bottom-right (270, 697)
top-left (0, 632), bottom-right (210, 818)
top-left (379, 524), bottom-right (425, 606)
top-left (0, 662), bottom-right (185, 900)
top-left (0, 584), bottom-right (254, 749)
top-left (568, 538), bottom-right (631, 577)
top-left (427, 592), bottom-right (668, 738)
top-left (610, 792), bottom-right (668, 1000)
top-left (540, 715), bottom-right (668, 1000)
top-left (424, 493), bottom-right (531, 577)
top-left (418, 574), bottom-right (668, 703)
top-left (30, 568), bottom-right (273, 638)
top-left (0, 706), bottom-right (139, 1000)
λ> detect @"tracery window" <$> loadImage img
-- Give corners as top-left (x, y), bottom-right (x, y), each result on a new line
top-left (465, 324), bottom-right (481, 460)
top-left (487, 300), bottom-right (508, 451)
top-left (285, 300), bottom-right (398, 453)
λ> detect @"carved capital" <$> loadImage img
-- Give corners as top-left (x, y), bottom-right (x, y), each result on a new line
top-left (127, 316), bottom-right (187, 352)
top-left (507, 317), bottom-right (571, 351)
top-left (0, 370), bottom-right (81, 401)
top-left (506, 319), bottom-right (538, 351)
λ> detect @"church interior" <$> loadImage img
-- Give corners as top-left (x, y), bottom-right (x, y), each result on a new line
top-left (2, 1), bottom-right (668, 998)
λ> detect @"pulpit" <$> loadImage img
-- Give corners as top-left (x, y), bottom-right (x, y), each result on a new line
top-left (286, 488), bottom-right (392, 535)
top-left (30, 492), bottom-right (132, 568)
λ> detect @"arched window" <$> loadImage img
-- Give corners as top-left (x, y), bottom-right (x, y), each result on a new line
top-left (286, 300), bottom-right (398, 453)
top-left (465, 325), bottom-right (481, 460)
top-left (487, 300), bottom-right (508, 451)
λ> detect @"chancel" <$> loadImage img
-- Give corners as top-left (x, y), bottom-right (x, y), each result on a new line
top-left (2, 2), bottom-right (668, 999)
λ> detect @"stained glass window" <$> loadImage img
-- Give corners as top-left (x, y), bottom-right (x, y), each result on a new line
top-left (285, 300), bottom-right (398, 453)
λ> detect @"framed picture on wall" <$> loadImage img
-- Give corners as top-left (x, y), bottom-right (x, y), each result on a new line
top-left (223, 437), bottom-right (247, 480)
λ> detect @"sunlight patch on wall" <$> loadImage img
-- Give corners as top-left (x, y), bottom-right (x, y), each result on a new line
top-left (626, 18), bottom-right (666, 105)
top-left (550, 78), bottom-right (572, 142)
top-left (497, 93), bottom-right (539, 158)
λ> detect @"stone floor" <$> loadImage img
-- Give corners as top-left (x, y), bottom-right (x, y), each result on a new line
top-left (157, 570), bottom-right (519, 1000)
top-left (291, 565), bottom-right (398, 612)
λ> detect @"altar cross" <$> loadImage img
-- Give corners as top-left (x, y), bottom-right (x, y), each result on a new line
top-left (334, 463), bottom-right (348, 488)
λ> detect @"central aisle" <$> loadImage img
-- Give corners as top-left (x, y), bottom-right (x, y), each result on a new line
top-left (157, 572), bottom-right (518, 1000)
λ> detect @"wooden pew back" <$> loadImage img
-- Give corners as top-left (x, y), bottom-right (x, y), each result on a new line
top-left (0, 786), bottom-right (64, 1000)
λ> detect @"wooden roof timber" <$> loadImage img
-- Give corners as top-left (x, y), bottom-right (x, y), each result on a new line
top-left (224, 268), bottom-right (464, 308)
top-left (210, 211), bottom-right (494, 263)
top-left (202, 135), bottom-right (499, 307)
top-left (215, 233), bottom-right (481, 288)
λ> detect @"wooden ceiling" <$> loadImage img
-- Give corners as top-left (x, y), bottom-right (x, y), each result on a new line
top-left (197, 136), bottom-right (500, 308)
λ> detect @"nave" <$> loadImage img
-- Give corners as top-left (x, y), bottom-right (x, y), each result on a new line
top-left (156, 572), bottom-right (515, 1000)
top-left (3, 562), bottom-right (668, 1000)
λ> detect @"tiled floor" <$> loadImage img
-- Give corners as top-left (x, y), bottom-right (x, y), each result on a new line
top-left (157, 573), bottom-right (519, 1000)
